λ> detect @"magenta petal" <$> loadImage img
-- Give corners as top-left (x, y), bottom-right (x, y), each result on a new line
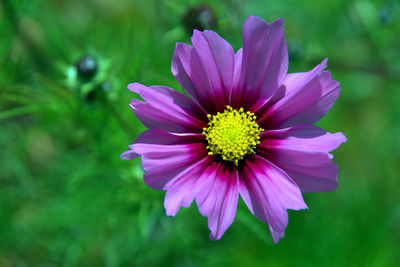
top-left (171, 43), bottom-right (218, 113)
top-left (171, 30), bottom-right (235, 113)
top-left (260, 150), bottom-right (339, 193)
top-left (122, 129), bottom-right (207, 190)
top-left (120, 150), bottom-right (139, 160)
top-left (232, 48), bottom-right (243, 92)
top-left (191, 30), bottom-right (235, 109)
top-left (269, 227), bottom-right (285, 243)
top-left (283, 165), bottom-right (339, 193)
top-left (260, 125), bottom-right (347, 153)
top-left (239, 155), bottom-right (307, 243)
top-left (195, 162), bottom-right (239, 240)
top-left (120, 129), bottom-right (204, 160)
top-left (128, 83), bottom-right (206, 133)
top-left (283, 58), bottom-right (328, 96)
top-left (258, 125), bottom-right (346, 193)
top-left (258, 72), bottom-right (323, 129)
top-left (260, 59), bottom-right (340, 129)
top-left (259, 146), bottom-right (338, 193)
top-left (130, 129), bottom-right (205, 146)
top-left (138, 142), bottom-right (206, 175)
top-left (164, 156), bottom-right (214, 216)
top-left (141, 144), bottom-right (206, 190)
top-left (232, 16), bottom-right (288, 111)
top-left (253, 84), bottom-right (286, 115)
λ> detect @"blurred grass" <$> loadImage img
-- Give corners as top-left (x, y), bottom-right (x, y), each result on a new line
top-left (1, 0), bottom-right (400, 266)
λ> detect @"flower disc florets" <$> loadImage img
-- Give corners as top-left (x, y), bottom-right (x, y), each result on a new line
top-left (203, 105), bottom-right (263, 165)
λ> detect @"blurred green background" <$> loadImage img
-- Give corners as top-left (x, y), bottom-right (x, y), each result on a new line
top-left (1, 0), bottom-right (399, 266)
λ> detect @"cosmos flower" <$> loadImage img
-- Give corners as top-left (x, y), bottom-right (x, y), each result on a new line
top-left (121, 16), bottom-right (346, 243)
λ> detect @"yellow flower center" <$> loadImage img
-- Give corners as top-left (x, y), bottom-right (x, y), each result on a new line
top-left (203, 105), bottom-right (263, 165)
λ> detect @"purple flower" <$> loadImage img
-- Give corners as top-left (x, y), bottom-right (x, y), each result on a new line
top-left (121, 16), bottom-right (346, 243)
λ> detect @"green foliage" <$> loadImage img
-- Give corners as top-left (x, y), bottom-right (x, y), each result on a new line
top-left (1, 0), bottom-right (399, 266)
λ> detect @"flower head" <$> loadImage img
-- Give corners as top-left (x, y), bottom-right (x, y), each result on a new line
top-left (121, 16), bottom-right (346, 243)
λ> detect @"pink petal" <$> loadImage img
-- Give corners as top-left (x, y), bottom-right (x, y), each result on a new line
top-left (259, 150), bottom-right (339, 193)
top-left (283, 59), bottom-right (328, 96)
top-left (258, 125), bottom-right (346, 193)
top-left (121, 129), bottom-right (207, 190)
top-left (128, 83), bottom-right (207, 133)
top-left (232, 48), bottom-right (243, 92)
top-left (141, 144), bottom-right (206, 190)
top-left (121, 129), bottom-right (204, 160)
top-left (260, 125), bottom-right (347, 153)
top-left (231, 16), bottom-right (288, 111)
top-left (253, 84), bottom-right (286, 115)
top-left (120, 150), bottom-right (139, 160)
top-left (283, 165), bottom-right (339, 193)
top-left (239, 155), bottom-right (307, 243)
top-left (164, 156), bottom-right (214, 216)
top-left (259, 59), bottom-right (341, 129)
top-left (171, 30), bottom-right (235, 114)
top-left (195, 162), bottom-right (239, 240)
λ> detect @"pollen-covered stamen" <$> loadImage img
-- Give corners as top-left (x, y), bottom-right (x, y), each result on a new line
top-left (203, 105), bottom-right (263, 165)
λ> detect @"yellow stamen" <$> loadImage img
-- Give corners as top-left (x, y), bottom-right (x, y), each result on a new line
top-left (203, 105), bottom-right (263, 165)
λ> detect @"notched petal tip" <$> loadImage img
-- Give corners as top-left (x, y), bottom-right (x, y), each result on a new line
top-left (175, 41), bottom-right (187, 48)
top-left (245, 15), bottom-right (284, 27)
top-left (120, 149), bottom-right (139, 160)
top-left (191, 28), bottom-right (221, 45)
top-left (127, 82), bottom-right (146, 93)
top-left (320, 58), bottom-right (329, 70)
top-left (338, 132), bottom-right (348, 143)
top-left (174, 42), bottom-right (181, 49)
top-left (292, 200), bottom-right (309, 211)
top-left (192, 28), bottom-right (201, 35)
top-left (171, 42), bottom-right (192, 76)
top-left (326, 131), bottom-right (348, 152)
top-left (269, 17), bottom-right (284, 27)
top-left (275, 17), bottom-right (284, 24)
top-left (270, 227), bottom-right (285, 244)
top-left (209, 232), bottom-right (222, 241)
top-left (128, 99), bottom-right (143, 111)
top-left (165, 205), bottom-right (178, 217)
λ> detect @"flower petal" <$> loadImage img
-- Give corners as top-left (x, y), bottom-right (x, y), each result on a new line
top-left (164, 156), bottom-right (214, 216)
top-left (231, 16), bottom-right (288, 111)
top-left (141, 142), bottom-right (207, 190)
top-left (121, 129), bottom-right (207, 190)
top-left (232, 48), bottom-right (243, 92)
top-left (191, 30), bottom-right (235, 109)
top-left (258, 125), bottom-right (346, 193)
top-left (171, 29), bottom-right (235, 113)
top-left (239, 155), bottom-right (307, 243)
top-left (258, 59), bottom-right (340, 129)
top-left (128, 83), bottom-right (207, 133)
top-left (253, 84), bottom-right (286, 116)
top-left (120, 149), bottom-right (139, 160)
top-left (121, 128), bottom-right (205, 160)
top-left (259, 125), bottom-right (347, 153)
top-left (257, 150), bottom-right (339, 193)
top-left (195, 162), bottom-right (239, 240)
